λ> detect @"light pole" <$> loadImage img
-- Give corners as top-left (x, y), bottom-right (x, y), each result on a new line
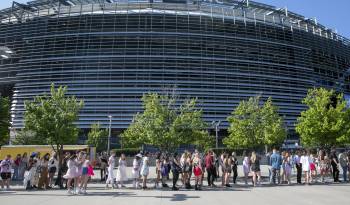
top-left (212, 121), bottom-right (221, 149)
top-left (107, 115), bottom-right (112, 154)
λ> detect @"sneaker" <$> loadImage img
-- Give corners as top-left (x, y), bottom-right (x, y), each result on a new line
top-left (172, 186), bottom-right (179, 191)
top-left (67, 189), bottom-right (74, 195)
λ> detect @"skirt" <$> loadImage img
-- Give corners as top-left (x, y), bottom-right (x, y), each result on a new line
top-left (193, 167), bottom-right (202, 176)
top-left (116, 166), bottom-right (128, 182)
top-left (132, 168), bottom-right (140, 179)
top-left (63, 168), bottom-right (78, 179)
top-left (140, 166), bottom-right (149, 177)
top-left (310, 163), bottom-right (316, 171)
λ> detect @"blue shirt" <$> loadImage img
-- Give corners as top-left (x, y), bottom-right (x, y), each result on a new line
top-left (270, 153), bottom-right (282, 169)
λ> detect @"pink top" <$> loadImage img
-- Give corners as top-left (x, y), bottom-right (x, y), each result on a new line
top-left (87, 165), bottom-right (94, 176)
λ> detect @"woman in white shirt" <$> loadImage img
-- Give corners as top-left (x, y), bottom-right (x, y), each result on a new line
top-left (140, 152), bottom-right (150, 189)
top-left (106, 152), bottom-right (117, 189)
top-left (300, 150), bottom-right (311, 185)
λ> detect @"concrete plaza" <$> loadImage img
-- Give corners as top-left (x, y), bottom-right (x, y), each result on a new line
top-left (1, 182), bottom-right (349, 205)
top-left (1, 165), bottom-right (349, 205)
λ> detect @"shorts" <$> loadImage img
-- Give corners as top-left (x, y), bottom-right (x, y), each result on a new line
top-left (1, 172), bottom-right (11, 180)
top-left (82, 167), bottom-right (88, 175)
top-left (49, 167), bottom-right (57, 174)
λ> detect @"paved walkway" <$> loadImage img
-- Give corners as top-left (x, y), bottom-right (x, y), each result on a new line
top-left (1, 165), bottom-right (349, 205)
top-left (1, 182), bottom-right (349, 205)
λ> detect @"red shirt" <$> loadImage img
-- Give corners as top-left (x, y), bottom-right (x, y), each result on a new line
top-left (205, 155), bottom-right (213, 169)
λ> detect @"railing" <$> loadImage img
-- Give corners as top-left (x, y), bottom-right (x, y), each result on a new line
top-left (0, 2), bottom-right (349, 46)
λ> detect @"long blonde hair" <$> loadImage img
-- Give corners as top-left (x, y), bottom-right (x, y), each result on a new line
top-left (251, 152), bottom-right (257, 163)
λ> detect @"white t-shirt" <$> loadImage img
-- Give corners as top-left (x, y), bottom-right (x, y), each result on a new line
top-left (300, 155), bottom-right (310, 171)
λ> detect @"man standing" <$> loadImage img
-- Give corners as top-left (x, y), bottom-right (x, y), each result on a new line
top-left (294, 150), bottom-right (302, 184)
top-left (270, 148), bottom-right (282, 185)
top-left (330, 150), bottom-right (340, 182)
top-left (339, 151), bottom-right (348, 182)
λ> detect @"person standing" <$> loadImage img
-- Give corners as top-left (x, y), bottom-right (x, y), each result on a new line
top-left (205, 150), bottom-right (216, 187)
top-left (19, 152), bottom-right (28, 181)
top-left (318, 150), bottom-right (327, 183)
top-left (100, 152), bottom-right (108, 181)
top-left (242, 151), bottom-right (251, 185)
top-left (160, 155), bottom-right (170, 188)
top-left (48, 153), bottom-right (58, 188)
top-left (339, 151), bottom-right (348, 182)
top-left (171, 153), bottom-right (181, 191)
top-left (38, 153), bottom-right (50, 189)
top-left (270, 148), bottom-right (282, 185)
top-left (193, 152), bottom-right (203, 190)
top-left (266, 151), bottom-right (272, 182)
top-left (0, 155), bottom-right (13, 190)
top-left (250, 152), bottom-right (261, 187)
top-left (231, 152), bottom-right (238, 184)
top-left (80, 157), bottom-right (93, 194)
top-left (294, 150), bottom-right (302, 184)
top-left (222, 154), bottom-right (232, 187)
top-left (132, 154), bottom-right (142, 189)
top-left (330, 150), bottom-right (340, 182)
top-left (309, 154), bottom-right (317, 183)
top-left (155, 153), bottom-right (162, 189)
top-left (283, 152), bottom-right (292, 185)
top-left (140, 152), bottom-right (150, 190)
top-left (183, 152), bottom-right (192, 189)
top-left (106, 152), bottom-right (117, 189)
top-left (300, 150), bottom-right (311, 185)
top-left (63, 154), bottom-right (78, 194)
top-left (12, 154), bottom-right (21, 181)
top-left (116, 153), bottom-right (128, 188)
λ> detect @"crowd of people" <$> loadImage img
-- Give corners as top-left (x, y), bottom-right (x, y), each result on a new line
top-left (1, 148), bottom-right (350, 195)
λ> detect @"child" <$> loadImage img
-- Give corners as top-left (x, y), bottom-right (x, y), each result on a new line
top-left (116, 154), bottom-right (128, 188)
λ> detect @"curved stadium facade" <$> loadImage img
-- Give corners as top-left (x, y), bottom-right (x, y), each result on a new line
top-left (0, 0), bottom-right (350, 145)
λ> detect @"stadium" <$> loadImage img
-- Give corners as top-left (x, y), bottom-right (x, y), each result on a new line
top-left (0, 0), bottom-right (350, 146)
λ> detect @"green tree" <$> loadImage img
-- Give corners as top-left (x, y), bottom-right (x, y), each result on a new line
top-left (12, 130), bottom-right (41, 145)
top-left (122, 93), bottom-right (213, 151)
top-left (224, 96), bottom-right (286, 150)
top-left (87, 122), bottom-right (108, 152)
top-left (0, 96), bottom-right (10, 146)
top-left (24, 83), bottom-right (83, 186)
top-left (296, 88), bottom-right (350, 148)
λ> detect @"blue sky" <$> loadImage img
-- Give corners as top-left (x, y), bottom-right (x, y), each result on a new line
top-left (0, 0), bottom-right (349, 38)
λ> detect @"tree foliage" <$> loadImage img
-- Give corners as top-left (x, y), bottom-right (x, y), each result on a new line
top-left (12, 130), bottom-right (41, 145)
top-left (224, 96), bottom-right (286, 149)
top-left (87, 122), bottom-right (108, 152)
top-left (122, 93), bottom-right (213, 151)
top-left (296, 88), bottom-right (350, 148)
top-left (0, 95), bottom-right (10, 146)
top-left (23, 83), bottom-right (83, 175)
